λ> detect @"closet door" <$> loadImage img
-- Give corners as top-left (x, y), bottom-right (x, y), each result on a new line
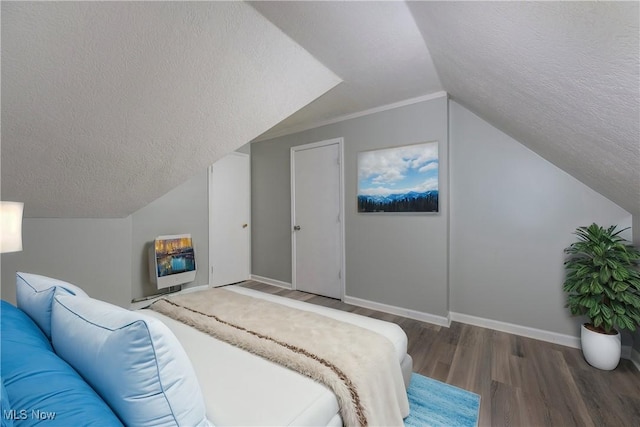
top-left (209, 152), bottom-right (251, 286)
top-left (291, 139), bottom-right (344, 300)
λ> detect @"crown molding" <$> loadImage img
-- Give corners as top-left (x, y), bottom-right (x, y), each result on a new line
top-left (253, 91), bottom-right (448, 142)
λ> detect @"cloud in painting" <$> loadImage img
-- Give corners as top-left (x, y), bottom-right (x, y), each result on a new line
top-left (418, 162), bottom-right (438, 173)
top-left (358, 141), bottom-right (438, 196)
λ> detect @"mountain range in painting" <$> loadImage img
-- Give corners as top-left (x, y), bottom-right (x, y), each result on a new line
top-left (358, 190), bottom-right (438, 213)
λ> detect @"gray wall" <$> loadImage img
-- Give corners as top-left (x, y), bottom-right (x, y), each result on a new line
top-left (252, 96), bottom-right (450, 316)
top-left (1, 164), bottom-right (227, 305)
top-left (633, 214), bottom-right (640, 353)
top-left (1, 218), bottom-right (132, 307)
top-left (1, 96), bottom-right (634, 346)
top-left (449, 101), bottom-right (632, 336)
top-left (236, 142), bottom-right (252, 155)
top-left (131, 170), bottom-right (209, 300)
top-left (252, 97), bottom-right (634, 338)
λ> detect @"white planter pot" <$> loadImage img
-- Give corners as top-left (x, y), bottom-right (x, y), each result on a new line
top-left (581, 324), bottom-right (621, 370)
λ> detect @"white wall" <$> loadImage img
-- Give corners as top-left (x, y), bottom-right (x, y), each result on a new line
top-left (449, 101), bottom-right (632, 336)
top-left (1, 218), bottom-right (132, 307)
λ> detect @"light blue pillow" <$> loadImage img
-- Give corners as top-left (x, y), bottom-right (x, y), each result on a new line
top-left (51, 294), bottom-right (210, 427)
top-left (15, 272), bottom-right (88, 338)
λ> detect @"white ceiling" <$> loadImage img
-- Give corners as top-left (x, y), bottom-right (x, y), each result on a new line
top-left (249, 1), bottom-right (442, 140)
top-left (2, 1), bottom-right (638, 218)
top-left (408, 1), bottom-right (639, 217)
top-left (1, 1), bottom-right (340, 217)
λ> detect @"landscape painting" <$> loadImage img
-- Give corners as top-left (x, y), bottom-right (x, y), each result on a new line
top-left (357, 141), bottom-right (438, 213)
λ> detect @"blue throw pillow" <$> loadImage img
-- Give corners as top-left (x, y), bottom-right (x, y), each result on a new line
top-left (0, 301), bottom-right (122, 426)
top-left (51, 294), bottom-right (210, 427)
top-left (15, 272), bottom-right (89, 339)
top-left (1, 377), bottom-right (14, 427)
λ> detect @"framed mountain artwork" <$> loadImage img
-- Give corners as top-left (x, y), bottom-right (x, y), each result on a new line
top-left (357, 141), bottom-right (439, 213)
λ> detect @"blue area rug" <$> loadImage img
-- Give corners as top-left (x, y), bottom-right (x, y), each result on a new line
top-left (404, 373), bottom-right (480, 427)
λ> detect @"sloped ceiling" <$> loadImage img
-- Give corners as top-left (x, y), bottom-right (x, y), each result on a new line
top-left (408, 1), bottom-right (639, 216)
top-left (251, 1), bottom-right (638, 216)
top-left (249, 1), bottom-right (442, 141)
top-left (1, 1), bottom-right (341, 217)
top-left (2, 1), bottom-right (638, 219)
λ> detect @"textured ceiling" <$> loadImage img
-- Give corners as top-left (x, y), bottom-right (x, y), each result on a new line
top-left (2, 1), bottom-right (638, 219)
top-left (249, 1), bottom-right (441, 141)
top-left (1, 2), bottom-right (340, 217)
top-left (409, 1), bottom-right (639, 216)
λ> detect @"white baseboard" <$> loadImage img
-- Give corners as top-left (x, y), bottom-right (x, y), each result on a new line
top-left (343, 295), bottom-right (450, 327)
top-left (250, 275), bottom-right (292, 290)
top-left (631, 348), bottom-right (640, 371)
top-left (449, 313), bottom-right (640, 362)
top-left (249, 278), bottom-right (640, 366)
top-left (450, 312), bottom-right (582, 350)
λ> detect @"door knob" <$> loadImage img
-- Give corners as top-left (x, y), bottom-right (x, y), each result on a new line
top-left (293, 225), bottom-right (301, 231)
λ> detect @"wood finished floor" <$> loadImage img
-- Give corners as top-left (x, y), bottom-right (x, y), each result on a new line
top-left (239, 280), bottom-right (640, 427)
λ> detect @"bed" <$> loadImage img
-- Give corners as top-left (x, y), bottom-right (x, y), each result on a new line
top-left (142, 285), bottom-right (413, 426)
top-left (1, 273), bottom-right (412, 426)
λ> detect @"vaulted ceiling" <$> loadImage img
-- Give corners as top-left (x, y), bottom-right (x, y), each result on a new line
top-left (1, 1), bottom-right (341, 217)
top-left (2, 1), bottom-right (638, 218)
top-left (408, 1), bottom-right (639, 217)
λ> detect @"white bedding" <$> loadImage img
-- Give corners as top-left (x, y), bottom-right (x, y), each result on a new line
top-left (226, 286), bottom-right (409, 364)
top-left (139, 285), bottom-right (411, 426)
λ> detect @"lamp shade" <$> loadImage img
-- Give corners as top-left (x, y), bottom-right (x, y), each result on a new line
top-left (0, 201), bottom-right (24, 253)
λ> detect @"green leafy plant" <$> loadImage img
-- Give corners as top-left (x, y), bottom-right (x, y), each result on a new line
top-left (563, 223), bottom-right (640, 334)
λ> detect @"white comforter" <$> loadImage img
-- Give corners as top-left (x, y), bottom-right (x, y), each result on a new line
top-left (140, 285), bottom-right (410, 426)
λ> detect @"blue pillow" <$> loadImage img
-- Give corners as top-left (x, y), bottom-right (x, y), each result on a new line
top-left (16, 272), bottom-right (89, 339)
top-left (0, 301), bottom-right (122, 426)
top-left (1, 376), bottom-right (14, 427)
top-left (51, 294), bottom-right (210, 427)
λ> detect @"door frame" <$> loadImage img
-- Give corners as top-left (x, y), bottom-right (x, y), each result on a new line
top-left (290, 138), bottom-right (345, 300)
top-left (208, 151), bottom-right (251, 287)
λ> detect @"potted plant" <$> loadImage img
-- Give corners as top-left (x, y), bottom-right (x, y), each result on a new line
top-left (563, 223), bottom-right (640, 370)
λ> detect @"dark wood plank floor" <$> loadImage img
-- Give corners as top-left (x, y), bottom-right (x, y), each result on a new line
top-left (239, 280), bottom-right (640, 427)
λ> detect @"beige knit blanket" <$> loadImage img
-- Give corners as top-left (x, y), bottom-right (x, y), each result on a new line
top-left (150, 288), bottom-right (409, 427)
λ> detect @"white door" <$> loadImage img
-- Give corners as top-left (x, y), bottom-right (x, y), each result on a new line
top-left (291, 139), bottom-right (344, 299)
top-left (209, 152), bottom-right (251, 287)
